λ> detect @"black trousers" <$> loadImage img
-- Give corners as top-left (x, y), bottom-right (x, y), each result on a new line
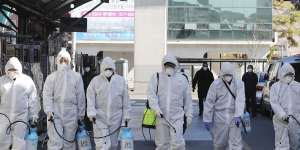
top-left (246, 93), bottom-right (257, 117)
top-left (198, 92), bottom-right (205, 115)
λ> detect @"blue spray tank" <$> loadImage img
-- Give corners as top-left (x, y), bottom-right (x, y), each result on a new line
top-left (119, 121), bottom-right (134, 150)
top-left (242, 112), bottom-right (251, 133)
top-left (25, 127), bottom-right (38, 150)
top-left (76, 124), bottom-right (92, 150)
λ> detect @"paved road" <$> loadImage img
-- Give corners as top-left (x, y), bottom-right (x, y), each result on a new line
top-left (129, 100), bottom-right (275, 150)
top-left (38, 100), bottom-right (275, 150)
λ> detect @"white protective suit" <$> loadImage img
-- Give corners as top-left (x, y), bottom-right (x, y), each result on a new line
top-left (203, 62), bottom-right (245, 150)
top-left (271, 63), bottom-right (300, 150)
top-left (87, 57), bottom-right (131, 150)
top-left (0, 57), bottom-right (39, 150)
top-left (43, 50), bottom-right (85, 150)
top-left (147, 54), bottom-right (193, 150)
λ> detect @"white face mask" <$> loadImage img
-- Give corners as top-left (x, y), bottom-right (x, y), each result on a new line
top-left (104, 70), bottom-right (113, 77)
top-left (203, 67), bottom-right (208, 71)
top-left (247, 69), bottom-right (253, 72)
top-left (7, 71), bottom-right (18, 80)
top-left (165, 67), bottom-right (175, 76)
top-left (224, 75), bottom-right (233, 83)
top-left (282, 76), bottom-right (294, 84)
top-left (57, 63), bottom-right (69, 71)
top-left (85, 67), bottom-right (90, 72)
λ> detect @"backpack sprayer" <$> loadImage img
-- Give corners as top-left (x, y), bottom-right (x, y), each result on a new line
top-left (86, 119), bottom-right (124, 139)
top-left (0, 113), bottom-right (38, 150)
top-left (141, 73), bottom-right (178, 142)
top-left (88, 120), bottom-right (134, 150)
top-left (48, 114), bottom-right (131, 150)
top-left (48, 114), bottom-right (93, 150)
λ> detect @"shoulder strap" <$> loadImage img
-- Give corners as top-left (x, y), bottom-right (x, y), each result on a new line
top-left (145, 73), bottom-right (160, 109)
top-left (222, 79), bottom-right (236, 100)
top-left (182, 73), bottom-right (189, 82)
top-left (156, 72), bottom-right (159, 95)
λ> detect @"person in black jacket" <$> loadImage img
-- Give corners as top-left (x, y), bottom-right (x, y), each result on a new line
top-left (192, 62), bottom-right (214, 116)
top-left (82, 65), bottom-right (96, 131)
top-left (242, 65), bottom-right (258, 117)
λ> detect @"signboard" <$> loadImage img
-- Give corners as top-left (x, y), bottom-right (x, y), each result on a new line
top-left (71, 0), bottom-right (134, 41)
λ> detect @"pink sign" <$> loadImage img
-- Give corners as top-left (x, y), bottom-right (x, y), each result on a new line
top-left (81, 11), bottom-right (134, 17)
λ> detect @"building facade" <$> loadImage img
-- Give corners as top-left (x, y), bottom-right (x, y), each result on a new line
top-left (72, 0), bottom-right (274, 91)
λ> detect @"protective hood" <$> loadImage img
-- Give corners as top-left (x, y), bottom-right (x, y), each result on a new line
top-left (56, 49), bottom-right (71, 65)
top-left (278, 63), bottom-right (295, 80)
top-left (5, 57), bottom-right (22, 74)
top-left (162, 54), bottom-right (178, 69)
top-left (101, 57), bottom-right (116, 72)
top-left (220, 62), bottom-right (235, 76)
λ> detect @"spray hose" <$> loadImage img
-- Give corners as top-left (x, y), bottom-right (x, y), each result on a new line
top-left (288, 115), bottom-right (300, 126)
top-left (86, 120), bottom-right (127, 139)
top-left (0, 113), bottom-right (11, 125)
top-left (48, 116), bottom-right (77, 143)
top-left (160, 114), bottom-right (177, 134)
top-left (6, 120), bottom-right (31, 135)
top-left (0, 113), bottom-right (31, 136)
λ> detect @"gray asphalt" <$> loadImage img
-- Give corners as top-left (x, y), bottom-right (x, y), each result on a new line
top-left (38, 100), bottom-right (275, 150)
top-left (129, 100), bottom-right (275, 150)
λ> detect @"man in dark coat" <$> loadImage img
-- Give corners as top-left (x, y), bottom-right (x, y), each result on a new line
top-left (82, 65), bottom-right (96, 130)
top-left (242, 65), bottom-right (258, 117)
top-left (192, 63), bottom-right (214, 116)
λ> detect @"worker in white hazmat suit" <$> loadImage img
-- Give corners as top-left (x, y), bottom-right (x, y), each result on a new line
top-left (87, 57), bottom-right (131, 150)
top-left (43, 50), bottom-right (86, 150)
top-left (271, 63), bottom-right (300, 150)
top-left (203, 62), bottom-right (245, 150)
top-left (147, 54), bottom-right (193, 150)
top-left (0, 57), bottom-right (39, 150)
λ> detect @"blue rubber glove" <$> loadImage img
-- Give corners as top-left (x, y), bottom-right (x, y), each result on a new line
top-left (204, 122), bottom-right (212, 131)
top-left (234, 117), bottom-right (241, 127)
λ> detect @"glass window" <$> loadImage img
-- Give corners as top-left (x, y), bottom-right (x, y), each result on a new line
top-left (210, 0), bottom-right (233, 8)
top-left (233, 0), bottom-right (256, 8)
top-left (220, 24), bottom-right (232, 30)
top-left (185, 0), bottom-right (209, 6)
top-left (168, 7), bottom-right (185, 22)
top-left (168, 23), bottom-right (185, 30)
top-left (209, 23), bottom-right (220, 30)
top-left (186, 7), bottom-right (210, 22)
top-left (256, 8), bottom-right (272, 23)
top-left (256, 24), bottom-right (272, 30)
top-left (257, 0), bottom-right (272, 7)
top-left (168, 30), bottom-right (181, 39)
top-left (220, 31), bottom-right (232, 40)
top-left (232, 24), bottom-right (247, 30)
top-left (233, 30), bottom-right (246, 40)
top-left (209, 30), bottom-right (220, 39)
top-left (169, 0), bottom-right (187, 6)
top-left (168, 29), bottom-right (195, 39)
top-left (167, 0), bottom-right (272, 41)
top-left (197, 24), bottom-right (209, 29)
top-left (194, 30), bottom-right (209, 39)
top-left (209, 10), bottom-right (221, 23)
top-left (255, 31), bottom-right (272, 40)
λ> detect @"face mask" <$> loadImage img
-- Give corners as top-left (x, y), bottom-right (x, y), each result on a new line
top-left (104, 70), bottom-right (113, 78)
top-left (247, 69), bottom-right (253, 72)
top-left (85, 67), bottom-right (90, 72)
top-left (165, 67), bottom-right (175, 76)
top-left (282, 75), bottom-right (294, 84)
top-left (7, 71), bottom-right (18, 80)
top-left (203, 67), bottom-right (208, 71)
top-left (224, 75), bottom-right (233, 83)
top-left (57, 63), bottom-right (69, 71)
